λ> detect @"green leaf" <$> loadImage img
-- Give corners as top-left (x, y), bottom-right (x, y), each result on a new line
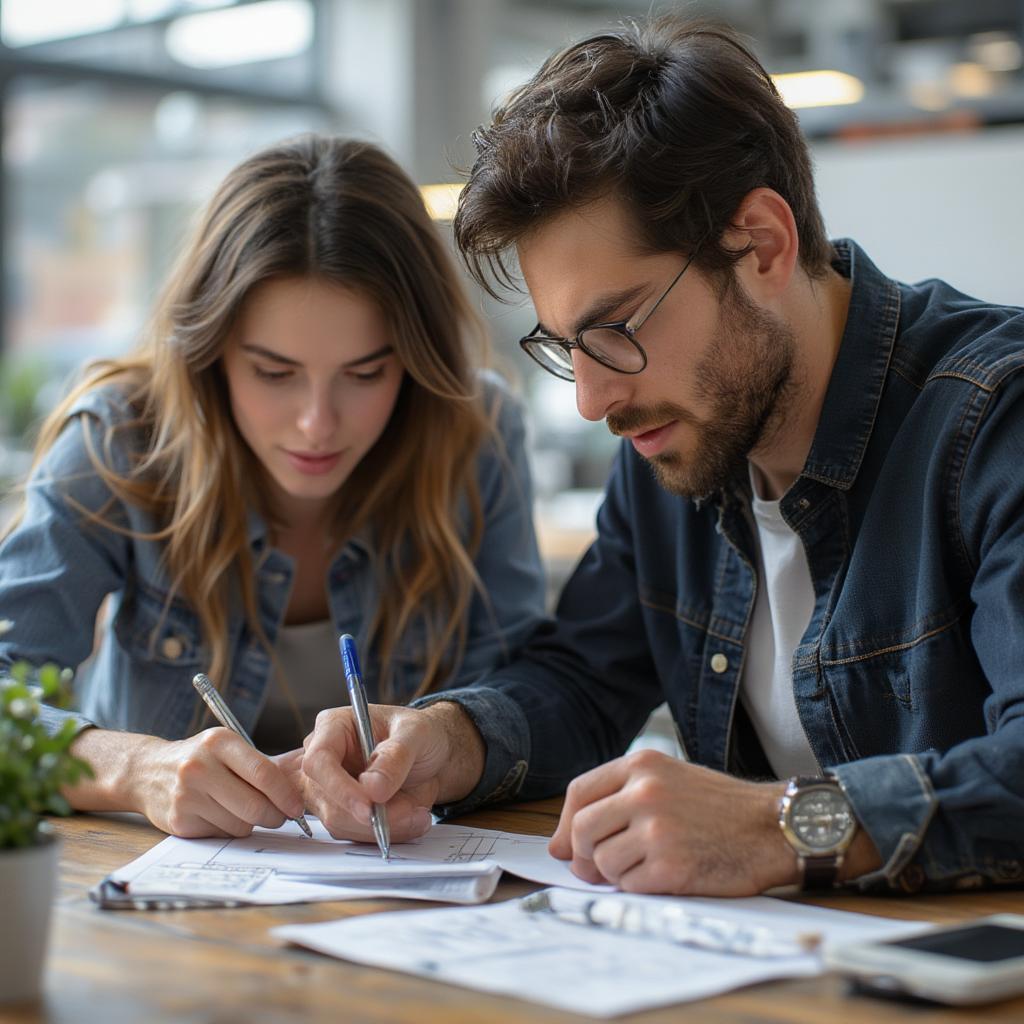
top-left (0, 660), bottom-right (89, 845)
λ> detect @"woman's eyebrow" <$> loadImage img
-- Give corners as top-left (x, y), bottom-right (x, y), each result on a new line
top-left (343, 345), bottom-right (394, 368)
top-left (240, 343), bottom-right (299, 366)
top-left (238, 343), bottom-right (394, 368)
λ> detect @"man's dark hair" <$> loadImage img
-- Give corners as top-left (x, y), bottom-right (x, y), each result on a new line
top-left (454, 16), bottom-right (833, 298)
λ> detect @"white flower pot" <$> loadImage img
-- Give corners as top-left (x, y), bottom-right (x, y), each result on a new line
top-left (0, 830), bottom-right (60, 1005)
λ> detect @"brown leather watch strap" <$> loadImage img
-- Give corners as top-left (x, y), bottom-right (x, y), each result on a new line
top-left (800, 853), bottom-right (841, 890)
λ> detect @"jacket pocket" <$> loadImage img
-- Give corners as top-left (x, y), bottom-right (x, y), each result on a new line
top-left (116, 581), bottom-right (204, 668)
top-left (821, 616), bottom-right (988, 759)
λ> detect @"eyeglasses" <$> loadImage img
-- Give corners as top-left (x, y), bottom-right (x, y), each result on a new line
top-left (518, 248), bottom-right (700, 382)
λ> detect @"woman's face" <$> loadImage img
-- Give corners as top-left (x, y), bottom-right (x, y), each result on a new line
top-left (222, 276), bottom-right (404, 522)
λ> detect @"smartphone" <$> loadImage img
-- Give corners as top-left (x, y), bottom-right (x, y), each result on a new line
top-left (826, 915), bottom-right (1024, 1005)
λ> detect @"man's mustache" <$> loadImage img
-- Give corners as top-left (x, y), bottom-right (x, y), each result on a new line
top-left (607, 402), bottom-right (699, 436)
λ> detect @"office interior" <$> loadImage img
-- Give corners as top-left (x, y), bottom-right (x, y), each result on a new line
top-left (2, 1), bottom-right (1024, 1017)
top-left (1, 0), bottom-right (1022, 577)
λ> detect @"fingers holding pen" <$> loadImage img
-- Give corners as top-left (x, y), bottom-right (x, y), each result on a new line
top-left (139, 729), bottom-right (295, 838)
top-left (303, 771), bottom-right (431, 843)
top-left (302, 708), bottom-right (373, 821)
top-left (301, 706), bottom-right (435, 842)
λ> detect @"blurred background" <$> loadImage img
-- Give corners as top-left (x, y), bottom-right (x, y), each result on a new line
top-left (1, 0), bottom-right (1023, 592)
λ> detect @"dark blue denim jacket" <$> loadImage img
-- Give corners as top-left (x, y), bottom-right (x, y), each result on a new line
top-left (421, 240), bottom-right (1024, 894)
top-left (0, 373), bottom-right (546, 740)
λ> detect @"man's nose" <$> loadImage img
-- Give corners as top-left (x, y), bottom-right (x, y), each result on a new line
top-left (572, 350), bottom-right (629, 423)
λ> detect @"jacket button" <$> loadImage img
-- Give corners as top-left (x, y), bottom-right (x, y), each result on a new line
top-left (898, 864), bottom-right (926, 893)
top-left (161, 636), bottom-right (184, 660)
top-left (710, 653), bottom-right (729, 674)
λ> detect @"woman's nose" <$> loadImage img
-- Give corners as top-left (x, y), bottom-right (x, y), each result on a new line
top-left (296, 390), bottom-right (339, 444)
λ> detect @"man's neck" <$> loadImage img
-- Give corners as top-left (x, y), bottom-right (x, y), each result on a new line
top-left (748, 268), bottom-right (852, 501)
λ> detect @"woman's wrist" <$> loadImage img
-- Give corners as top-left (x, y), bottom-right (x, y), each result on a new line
top-left (65, 727), bottom-right (161, 815)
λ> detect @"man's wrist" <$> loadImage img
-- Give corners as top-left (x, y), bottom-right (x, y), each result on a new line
top-left (763, 782), bottom-right (802, 888)
top-left (838, 827), bottom-right (883, 882)
top-left (766, 778), bottom-right (884, 888)
top-left (421, 700), bottom-right (486, 806)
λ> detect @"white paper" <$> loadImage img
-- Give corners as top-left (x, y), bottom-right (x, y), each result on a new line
top-left (110, 819), bottom-right (605, 906)
top-left (274, 887), bottom-right (929, 1017)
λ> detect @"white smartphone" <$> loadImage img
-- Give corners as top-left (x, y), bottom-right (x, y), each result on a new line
top-left (826, 915), bottom-right (1024, 1005)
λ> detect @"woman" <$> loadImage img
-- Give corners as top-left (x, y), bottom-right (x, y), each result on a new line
top-left (0, 135), bottom-right (545, 839)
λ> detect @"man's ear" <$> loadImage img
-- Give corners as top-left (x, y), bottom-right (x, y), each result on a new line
top-left (720, 188), bottom-right (799, 302)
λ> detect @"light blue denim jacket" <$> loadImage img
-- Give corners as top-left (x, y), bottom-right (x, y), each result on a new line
top-left (0, 373), bottom-right (546, 740)
top-left (421, 241), bottom-right (1024, 894)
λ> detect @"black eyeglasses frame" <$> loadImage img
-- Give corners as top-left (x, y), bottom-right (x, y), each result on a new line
top-left (518, 248), bottom-right (701, 382)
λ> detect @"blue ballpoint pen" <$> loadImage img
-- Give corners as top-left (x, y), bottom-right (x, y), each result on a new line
top-left (338, 634), bottom-right (391, 861)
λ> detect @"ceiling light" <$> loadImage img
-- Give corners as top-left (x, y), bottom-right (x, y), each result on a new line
top-left (165, 0), bottom-right (312, 69)
top-left (771, 70), bottom-right (865, 109)
top-left (949, 62), bottom-right (995, 99)
top-left (907, 82), bottom-right (950, 112)
top-left (967, 32), bottom-right (1023, 73)
top-left (2, 0), bottom-right (125, 47)
top-left (420, 184), bottom-right (463, 222)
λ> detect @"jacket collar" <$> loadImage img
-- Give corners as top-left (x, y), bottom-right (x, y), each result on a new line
top-left (799, 238), bottom-right (901, 491)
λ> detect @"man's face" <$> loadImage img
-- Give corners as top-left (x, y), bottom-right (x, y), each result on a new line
top-left (517, 198), bottom-right (797, 498)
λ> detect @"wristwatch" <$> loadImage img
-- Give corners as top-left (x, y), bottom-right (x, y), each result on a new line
top-left (778, 775), bottom-right (857, 890)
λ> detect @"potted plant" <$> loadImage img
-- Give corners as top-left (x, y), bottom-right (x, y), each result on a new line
top-left (0, 620), bottom-right (91, 1006)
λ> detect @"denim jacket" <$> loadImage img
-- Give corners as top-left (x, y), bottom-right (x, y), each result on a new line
top-left (422, 240), bottom-right (1024, 894)
top-left (0, 373), bottom-right (546, 741)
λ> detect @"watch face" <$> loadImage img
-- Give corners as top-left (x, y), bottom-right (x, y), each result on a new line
top-left (790, 787), bottom-right (854, 850)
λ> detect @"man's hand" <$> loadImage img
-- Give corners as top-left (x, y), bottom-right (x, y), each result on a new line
top-left (300, 701), bottom-right (485, 843)
top-left (548, 750), bottom-right (797, 896)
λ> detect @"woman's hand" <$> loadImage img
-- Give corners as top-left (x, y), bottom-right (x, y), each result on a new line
top-left (134, 729), bottom-right (308, 837)
top-left (65, 726), bottom-right (306, 838)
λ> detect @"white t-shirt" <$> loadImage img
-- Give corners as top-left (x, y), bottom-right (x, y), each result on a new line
top-left (739, 468), bottom-right (820, 778)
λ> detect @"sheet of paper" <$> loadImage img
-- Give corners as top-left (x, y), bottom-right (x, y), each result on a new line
top-left (274, 887), bottom-right (929, 1017)
top-left (109, 818), bottom-right (602, 906)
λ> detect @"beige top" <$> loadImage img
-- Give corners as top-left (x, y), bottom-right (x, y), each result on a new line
top-left (251, 619), bottom-right (347, 755)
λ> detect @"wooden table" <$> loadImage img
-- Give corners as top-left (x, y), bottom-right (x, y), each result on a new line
top-left (7, 801), bottom-right (1024, 1023)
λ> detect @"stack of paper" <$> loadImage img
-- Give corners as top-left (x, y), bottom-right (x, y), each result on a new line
top-left (108, 819), bottom-right (612, 906)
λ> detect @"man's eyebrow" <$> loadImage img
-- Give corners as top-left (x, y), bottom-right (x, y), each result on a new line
top-left (537, 284), bottom-right (649, 340)
top-left (239, 343), bottom-right (394, 368)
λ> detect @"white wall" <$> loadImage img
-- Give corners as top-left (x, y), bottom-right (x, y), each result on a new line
top-left (812, 125), bottom-right (1024, 307)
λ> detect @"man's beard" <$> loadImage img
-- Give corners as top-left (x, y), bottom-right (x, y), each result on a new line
top-left (607, 283), bottom-right (798, 499)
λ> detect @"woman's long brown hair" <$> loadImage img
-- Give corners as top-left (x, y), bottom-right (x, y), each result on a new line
top-left (9, 136), bottom-right (494, 699)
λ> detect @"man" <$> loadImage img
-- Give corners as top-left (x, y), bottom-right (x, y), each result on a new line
top-left (301, 17), bottom-right (1024, 895)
